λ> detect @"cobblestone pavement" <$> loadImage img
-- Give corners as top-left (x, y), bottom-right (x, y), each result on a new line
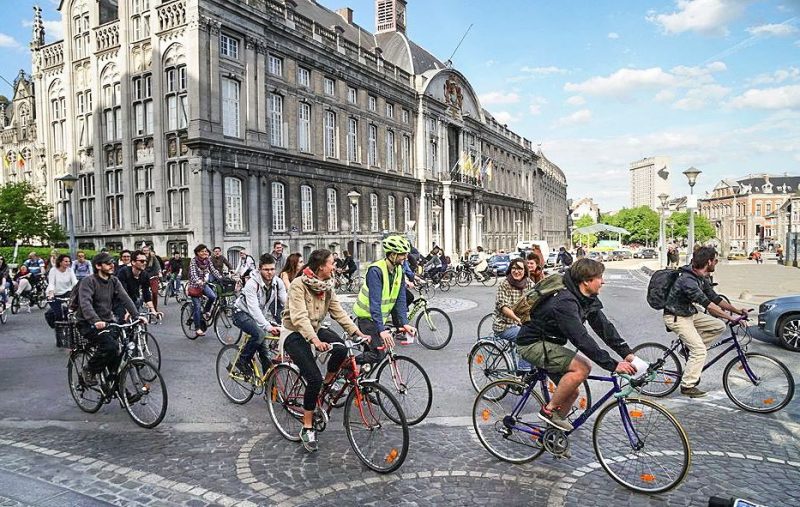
top-left (1, 271), bottom-right (798, 506)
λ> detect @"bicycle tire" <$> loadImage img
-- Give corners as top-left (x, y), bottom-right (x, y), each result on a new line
top-left (468, 340), bottom-right (513, 397)
top-left (158, 282), bottom-right (167, 298)
top-left (266, 363), bottom-right (306, 442)
top-left (344, 381), bottom-right (409, 474)
top-left (455, 270), bottom-right (471, 287)
top-left (140, 332), bottom-right (162, 374)
top-left (180, 302), bottom-right (197, 339)
top-left (415, 307), bottom-right (453, 350)
top-left (480, 271), bottom-right (498, 287)
top-left (472, 378), bottom-right (546, 464)
top-left (375, 355), bottom-right (432, 426)
top-left (630, 342), bottom-right (682, 397)
top-left (214, 309), bottom-right (239, 345)
top-left (36, 298), bottom-right (47, 309)
top-left (592, 398), bottom-right (690, 494)
top-left (477, 313), bottom-right (494, 340)
top-left (119, 359), bottom-right (168, 429)
top-left (215, 345), bottom-right (256, 404)
top-left (438, 279), bottom-right (451, 292)
top-left (722, 353), bottom-right (795, 413)
top-left (67, 351), bottom-right (103, 413)
top-left (0, 305), bottom-right (7, 324)
top-left (10, 296), bottom-right (19, 314)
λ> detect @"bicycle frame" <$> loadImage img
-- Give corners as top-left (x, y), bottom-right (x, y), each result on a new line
top-left (670, 324), bottom-right (759, 383)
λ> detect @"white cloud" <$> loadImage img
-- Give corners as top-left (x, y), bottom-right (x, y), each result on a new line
top-left (728, 84), bottom-right (800, 109)
top-left (646, 0), bottom-right (749, 36)
top-left (672, 84), bottom-right (731, 110)
top-left (519, 66), bottom-right (567, 75)
top-left (528, 96), bottom-right (548, 115)
top-left (555, 109), bottom-right (592, 127)
top-left (748, 66), bottom-right (800, 85)
top-left (566, 95), bottom-right (586, 106)
top-left (746, 23), bottom-right (799, 37)
top-left (491, 111), bottom-right (520, 125)
top-left (565, 67), bottom-right (675, 97)
top-left (655, 89), bottom-right (676, 102)
top-left (485, 59), bottom-right (496, 67)
top-left (608, 32), bottom-right (620, 39)
top-left (478, 91), bottom-right (520, 105)
top-left (0, 33), bottom-right (20, 48)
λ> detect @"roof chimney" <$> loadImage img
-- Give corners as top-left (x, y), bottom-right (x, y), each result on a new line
top-left (336, 7), bottom-right (353, 24)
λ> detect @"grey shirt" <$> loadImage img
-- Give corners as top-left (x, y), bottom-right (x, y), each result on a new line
top-left (75, 274), bottom-right (138, 324)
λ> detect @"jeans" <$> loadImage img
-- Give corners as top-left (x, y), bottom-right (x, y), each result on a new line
top-left (192, 285), bottom-right (216, 330)
top-left (283, 329), bottom-right (346, 411)
top-left (168, 275), bottom-right (182, 297)
top-left (0, 281), bottom-right (10, 304)
top-left (355, 318), bottom-right (388, 365)
top-left (232, 311), bottom-right (271, 371)
top-left (78, 321), bottom-right (120, 375)
top-left (495, 325), bottom-right (531, 372)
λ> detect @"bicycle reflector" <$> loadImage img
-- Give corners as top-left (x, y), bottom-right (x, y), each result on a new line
top-left (475, 354), bottom-right (484, 365)
top-left (629, 410), bottom-right (644, 419)
top-left (271, 387), bottom-right (278, 402)
top-left (764, 398), bottom-right (775, 405)
top-left (481, 409), bottom-right (491, 421)
top-left (640, 474), bottom-right (656, 483)
top-left (385, 448), bottom-right (399, 464)
top-left (579, 397), bottom-right (587, 409)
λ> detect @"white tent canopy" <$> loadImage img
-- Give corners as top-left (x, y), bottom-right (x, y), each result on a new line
top-left (573, 223), bottom-right (630, 245)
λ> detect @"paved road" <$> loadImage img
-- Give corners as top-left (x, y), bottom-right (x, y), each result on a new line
top-left (0, 267), bottom-right (798, 506)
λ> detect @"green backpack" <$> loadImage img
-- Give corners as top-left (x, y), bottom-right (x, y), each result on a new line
top-left (512, 273), bottom-right (566, 323)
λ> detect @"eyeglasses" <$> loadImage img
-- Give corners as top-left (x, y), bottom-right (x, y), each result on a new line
top-left (510, 266), bottom-right (525, 271)
top-left (135, 258), bottom-right (147, 263)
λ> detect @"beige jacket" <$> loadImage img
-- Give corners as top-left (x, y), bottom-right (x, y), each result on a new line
top-left (281, 276), bottom-right (358, 342)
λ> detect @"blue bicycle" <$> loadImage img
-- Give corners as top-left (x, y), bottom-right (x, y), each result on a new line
top-left (473, 367), bottom-right (691, 494)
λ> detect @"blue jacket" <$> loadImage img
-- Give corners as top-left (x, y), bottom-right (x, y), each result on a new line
top-left (365, 264), bottom-right (408, 330)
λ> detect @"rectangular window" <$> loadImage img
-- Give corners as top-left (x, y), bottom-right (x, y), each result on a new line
top-left (224, 177), bottom-right (244, 232)
top-left (370, 194), bottom-right (379, 232)
top-left (348, 87), bottom-right (357, 104)
top-left (368, 125), bottom-right (378, 166)
top-left (272, 182), bottom-right (286, 232)
top-left (386, 130), bottom-right (395, 170)
top-left (301, 185), bottom-right (314, 231)
top-left (388, 196), bottom-right (396, 232)
top-left (402, 109), bottom-right (409, 123)
top-left (347, 118), bottom-right (358, 162)
top-left (327, 188), bottom-right (338, 232)
top-left (268, 55), bottom-right (283, 77)
top-left (402, 135), bottom-right (411, 173)
top-left (404, 197), bottom-right (411, 227)
top-left (222, 78), bottom-right (240, 137)
top-left (220, 33), bottom-right (239, 59)
top-left (298, 102), bottom-right (311, 153)
top-left (324, 111), bottom-right (337, 158)
top-left (368, 95), bottom-right (376, 112)
top-left (167, 161), bottom-right (190, 227)
top-left (269, 93), bottom-right (284, 147)
top-left (385, 103), bottom-right (394, 118)
top-left (324, 78), bottom-right (335, 96)
top-left (297, 67), bottom-right (310, 87)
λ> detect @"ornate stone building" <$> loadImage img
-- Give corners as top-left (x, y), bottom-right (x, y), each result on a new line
top-left (0, 71), bottom-right (45, 188)
top-left (17, 0), bottom-right (568, 261)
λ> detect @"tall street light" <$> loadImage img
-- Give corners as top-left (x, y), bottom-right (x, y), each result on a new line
top-left (56, 173), bottom-right (78, 260)
top-left (658, 193), bottom-right (670, 268)
top-left (683, 166), bottom-right (702, 263)
top-left (431, 203), bottom-right (442, 249)
top-left (347, 190), bottom-right (360, 273)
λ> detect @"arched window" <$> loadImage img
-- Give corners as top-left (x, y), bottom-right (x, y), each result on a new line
top-left (164, 44), bottom-right (188, 131)
top-left (327, 188), bottom-right (338, 232)
top-left (224, 177), bottom-right (244, 232)
top-left (227, 246), bottom-right (243, 267)
top-left (272, 182), bottom-right (286, 232)
top-left (301, 184), bottom-right (314, 231)
top-left (387, 195), bottom-right (396, 232)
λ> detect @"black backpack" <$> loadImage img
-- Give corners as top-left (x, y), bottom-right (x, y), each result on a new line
top-left (646, 269), bottom-right (681, 310)
top-left (561, 251), bottom-right (574, 266)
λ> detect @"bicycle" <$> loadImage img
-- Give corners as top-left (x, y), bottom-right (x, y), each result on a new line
top-left (454, 263), bottom-right (498, 287)
top-left (216, 331), bottom-right (281, 404)
top-left (632, 317), bottom-right (795, 413)
top-left (159, 274), bottom-right (186, 306)
top-left (266, 336), bottom-right (409, 473)
top-left (66, 320), bottom-right (168, 429)
top-left (0, 300), bottom-right (7, 324)
top-left (180, 279), bottom-right (240, 344)
top-left (10, 278), bottom-right (48, 314)
top-left (473, 366), bottom-right (691, 494)
top-left (410, 277), bottom-right (437, 300)
top-left (334, 272), bottom-right (363, 294)
top-left (132, 312), bottom-right (162, 373)
top-left (406, 296), bottom-right (453, 350)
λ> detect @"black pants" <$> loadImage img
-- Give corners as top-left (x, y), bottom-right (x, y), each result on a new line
top-left (355, 318), bottom-right (387, 365)
top-left (78, 321), bottom-right (119, 375)
top-left (283, 329), bottom-right (346, 411)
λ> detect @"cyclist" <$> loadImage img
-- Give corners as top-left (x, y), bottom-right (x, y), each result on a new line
top-left (188, 244), bottom-right (224, 338)
top-left (12, 264), bottom-right (34, 305)
top-left (164, 251), bottom-right (183, 298)
top-left (0, 256), bottom-right (10, 308)
top-left (72, 251), bottom-right (93, 281)
top-left (232, 253), bottom-right (287, 377)
top-left (115, 250), bottom-right (158, 320)
top-left (74, 252), bottom-right (144, 386)
top-left (282, 248), bottom-right (369, 452)
top-left (270, 241), bottom-right (287, 274)
top-left (234, 249), bottom-right (256, 279)
top-left (116, 250), bottom-right (132, 271)
top-left (663, 246), bottom-right (749, 398)
top-left (493, 258), bottom-right (535, 374)
top-left (46, 254), bottom-right (77, 322)
top-left (141, 245), bottom-right (162, 312)
top-left (211, 246), bottom-right (233, 282)
top-left (339, 250), bottom-right (357, 283)
top-left (279, 253), bottom-right (303, 290)
top-left (517, 258), bottom-right (637, 431)
top-left (24, 251), bottom-right (45, 287)
top-left (422, 246), bottom-right (444, 281)
top-left (557, 246), bottom-right (574, 267)
top-left (472, 246), bottom-right (489, 281)
top-left (352, 235), bottom-right (415, 363)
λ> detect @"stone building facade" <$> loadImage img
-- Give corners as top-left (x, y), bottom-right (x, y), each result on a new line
top-left (11, 0), bottom-right (568, 262)
top-left (0, 71), bottom-right (45, 189)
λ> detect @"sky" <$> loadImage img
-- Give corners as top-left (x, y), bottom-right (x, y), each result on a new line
top-left (1, 0), bottom-right (799, 212)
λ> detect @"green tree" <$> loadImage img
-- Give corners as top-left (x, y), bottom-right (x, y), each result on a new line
top-left (601, 206), bottom-right (660, 246)
top-left (665, 211), bottom-right (716, 243)
top-left (571, 215), bottom-right (598, 247)
top-left (0, 181), bottom-right (66, 246)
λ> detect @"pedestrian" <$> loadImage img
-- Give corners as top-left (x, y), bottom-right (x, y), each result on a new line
top-left (526, 252), bottom-right (544, 283)
top-left (73, 251), bottom-right (93, 281)
top-left (575, 245), bottom-right (585, 258)
top-left (271, 241), bottom-right (286, 274)
top-left (141, 245), bottom-right (162, 312)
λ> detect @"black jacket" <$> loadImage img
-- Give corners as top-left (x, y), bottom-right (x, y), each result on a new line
top-left (664, 265), bottom-right (722, 317)
top-left (516, 273), bottom-right (632, 372)
top-left (116, 266), bottom-right (152, 303)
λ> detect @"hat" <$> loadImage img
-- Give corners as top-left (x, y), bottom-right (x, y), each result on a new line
top-left (92, 252), bottom-right (115, 267)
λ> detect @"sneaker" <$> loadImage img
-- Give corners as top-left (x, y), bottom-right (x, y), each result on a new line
top-left (300, 427), bottom-right (318, 452)
top-left (537, 406), bottom-right (573, 432)
top-left (680, 386), bottom-right (707, 398)
top-left (399, 333), bottom-right (414, 345)
top-left (195, 329), bottom-right (206, 337)
top-left (80, 370), bottom-right (99, 387)
top-left (234, 360), bottom-right (254, 379)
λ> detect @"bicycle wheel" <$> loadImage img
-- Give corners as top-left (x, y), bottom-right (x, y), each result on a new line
top-left (348, 275), bottom-right (364, 293)
top-left (631, 342), bottom-right (682, 397)
top-left (375, 355), bottom-right (432, 426)
top-left (480, 271), bottom-right (498, 287)
top-left (477, 313), bottom-right (494, 340)
top-left (10, 295), bottom-right (20, 314)
top-left (592, 398), bottom-right (690, 494)
top-left (0, 305), bottom-right (7, 324)
top-left (214, 308), bottom-right (239, 345)
top-left (67, 351), bottom-right (103, 413)
top-left (119, 359), bottom-right (168, 429)
top-left (468, 341), bottom-right (513, 396)
top-left (36, 297), bottom-right (47, 309)
top-left (473, 378), bottom-right (546, 464)
top-left (140, 332), bottom-right (162, 373)
top-left (722, 353), bottom-right (795, 413)
top-left (266, 363), bottom-right (306, 442)
top-left (215, 345), bottom-right (255, 404)
top-left (455, 270), bottom-right (471, 287)
top-left (344, 381), bottom-right (409, 474)
top-left (415, 307), bottom-right (453, 350)
top-left (543, 377), bottom-right (592, 425)
top-left (180, 302), bottom-right (197, 339)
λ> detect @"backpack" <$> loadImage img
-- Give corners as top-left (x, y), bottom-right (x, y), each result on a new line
top-left (561, 251), bottom-right (574, 266)
top-left (68, 276), bottom-right (88, 313)
top-left (512, 273), bottom-right (566, 323)
top-left (646, 269), bottom-right (681, 310)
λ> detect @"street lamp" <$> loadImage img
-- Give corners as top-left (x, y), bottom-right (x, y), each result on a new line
top-left (475, 213), bottom-right (484, 249)
top-left (56, 173), bottom-right (79, 260)
top-left (658, 193), bottom-right (670, 268)
top-left (347, 190), bottom-right (360, 273)
top-left (431, 203), bottom-right (442, 249)
top-left (514, 218), bottom-right (523, 245)
top-left (683, 166), bottom-right (702, 263)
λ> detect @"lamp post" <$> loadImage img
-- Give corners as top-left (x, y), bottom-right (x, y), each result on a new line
top-left (431, 203), bottom-right (442, 248)
top-left (56, 173), bottom-right (78, 260)
top-left (683, 166), bottom-right (702, 263)
top-left (347, 190), bottom-right (360, 273)
top-left (475, 213), bottom-right (484, 248)
top-left (658, 193), bottom-right (670, 268)
top-left (514, 218), bottom-right (523, 245)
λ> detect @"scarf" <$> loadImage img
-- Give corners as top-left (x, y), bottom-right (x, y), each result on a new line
top-left (300, 269), bottom-right (334, 299)
top-left (506, 272), bottom-right (529, 291)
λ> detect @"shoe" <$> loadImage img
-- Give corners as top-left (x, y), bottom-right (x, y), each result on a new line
top-left (399, 333), bottom-right (414, 345)
top-left (300, 427), bottom-right (318, 452)
top-left (80, 370), bottom-right (99, 387)
top-left (680, 386), bottom-right (707, 398)
top-left (195, 329), bottom-right (206, 337)
top-left (537, 406), bottom-right (573, 432)
top-left (234, 360), bottom-right (254, 379)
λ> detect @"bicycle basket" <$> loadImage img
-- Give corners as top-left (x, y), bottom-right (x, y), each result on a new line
top-left (217, 278), bottom-right (237, 296)
top-left (55, 321), bottom-right (88, 349)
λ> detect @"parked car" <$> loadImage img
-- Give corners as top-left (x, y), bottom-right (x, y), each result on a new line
top-left (487, 254), bottom-right (511, 275)
top-left (638, 248), bottom-right (657, 259)
top-left (758, 295), bottom-right (800, 351)
top-left (546, 252), bottom-right (559, 267)
top-left (610, 250), bottom-right (627, 261)
top-left (587, 251), bottom-right (603, 262)
top-left (615, 249), bottom-right (633, 259)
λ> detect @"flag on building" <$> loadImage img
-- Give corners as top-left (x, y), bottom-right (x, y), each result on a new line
top-left (2, 152), bottom-right (10, 170)
top-left (461, 151), bottom-right (475, 178)
top-left (16, 151), bottom-right (25, 170)
top-left (481, 158), bottom-right (494, 182)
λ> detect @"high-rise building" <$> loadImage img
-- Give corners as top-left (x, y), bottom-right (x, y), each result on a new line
top-left (629, 156), bottom-right (671, 210)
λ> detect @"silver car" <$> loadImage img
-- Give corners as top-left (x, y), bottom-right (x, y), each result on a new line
top-left (758, 295), bottom-right (800, 351)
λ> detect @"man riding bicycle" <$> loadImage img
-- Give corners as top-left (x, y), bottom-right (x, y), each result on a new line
top-left (516, 258), bottom-right (637, 431)
top-left (74, 252), bottom-right (146, 386)
top-left (352, 235), bottom-right (415, 364)
top-left (663, 246), bottom-right (749, 398)
top-left (115, 250), bottom-right (159, 321)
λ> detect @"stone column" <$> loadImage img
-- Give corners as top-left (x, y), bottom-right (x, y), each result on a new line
top-left (442, 182), bottom-right (453, 257)
top-left (249, 173), bottom-right (259, 252)
top-left (417, 181), bottom-right (428, 250)
top-left (469, 200), bottom-right (478, 249)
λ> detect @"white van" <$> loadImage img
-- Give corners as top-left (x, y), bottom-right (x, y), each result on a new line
top-left (517, 240), bottom-right (550, 256)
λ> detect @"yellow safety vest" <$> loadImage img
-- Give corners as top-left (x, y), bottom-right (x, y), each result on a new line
top-left (353, 259), bottom-right (403, 324)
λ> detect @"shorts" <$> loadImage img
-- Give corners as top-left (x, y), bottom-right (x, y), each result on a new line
top-left (517, 341), bottom-right (576, 375)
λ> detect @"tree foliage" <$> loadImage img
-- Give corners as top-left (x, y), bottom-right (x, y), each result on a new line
top-left (571, 215), bottom-right (598, 247)
top-left (600, 206), bottom-right (660, 245)
top-left (0, 181), bottom-right (66, 246)
top-left (665, 211), bottom-right (716, 243)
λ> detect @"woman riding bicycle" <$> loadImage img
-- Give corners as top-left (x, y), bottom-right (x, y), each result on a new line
top-left (492, 258), bottom-right (534, 374)
top-left (46, 253), bottom-right (78, 322)
top-left (281, 248), bottom-right (369, 452)
top-left (188, 244), bottom-right (224, 338)
top-left (279, 252), bottom-right (303, 289)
